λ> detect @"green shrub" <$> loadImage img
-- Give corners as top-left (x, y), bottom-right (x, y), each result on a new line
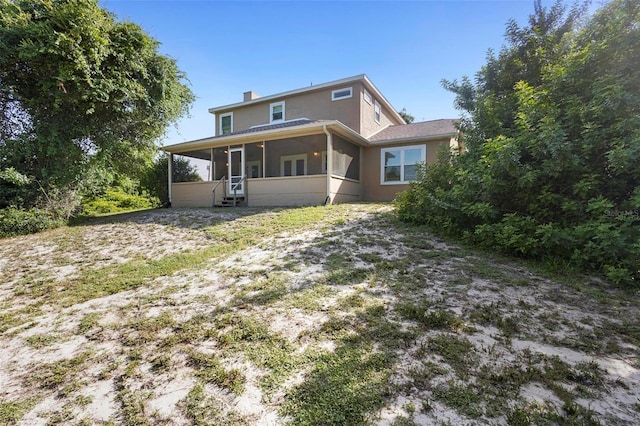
top-left (397, 1), bottom-right (640, 287)
top-left (82, 188), bottom-right (159, 216)
top-left (0, 207), bottom-right (63, 238)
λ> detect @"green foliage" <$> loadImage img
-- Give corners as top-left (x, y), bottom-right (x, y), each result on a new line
top-left (81, 187), bottom-right (158, 216)
top-left (0, 0), bottom-right (194, 206)
top-left (398, 108), bottom-right (415, 124)
top-left (0, 206), bottom-right (63, 237)
top-left (398, 0), bottom-right (640, 286)
top-left (141, 153), bottom-right (202, 205)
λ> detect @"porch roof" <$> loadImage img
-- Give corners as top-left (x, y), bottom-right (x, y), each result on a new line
top-left (162, 119), bottom-right (369, 154)
top-left (367, 119), bottom-right (459, 144)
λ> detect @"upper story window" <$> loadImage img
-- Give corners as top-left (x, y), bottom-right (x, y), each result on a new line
top-left (219, 112), bottom-right (233, 135)
top-left (270, 101), bottom-right (285, 123)
top-left (331, 87), bottom-right (353, 101)
top-left (381, 145), bottom-right (425, 185)
top-left (363, 89), bottom-right (372, 104)
top-left (374, 100), bottom-right (381, 123)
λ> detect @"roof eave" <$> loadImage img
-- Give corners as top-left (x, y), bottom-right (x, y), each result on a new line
top-left (162, 120), bottom-right (369, 153)
top-left (208, 74), bottom-right (367, 114)
top-left (368, 132), bottom-right (457, 145)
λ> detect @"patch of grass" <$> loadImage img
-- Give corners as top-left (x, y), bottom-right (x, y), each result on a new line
top-left (150, 352), bottom-right (172, 373)
top-left (406, 361), bottom-right (448, 391)
top-left (236, 272), bottom-right (290, 306)
top-left (281, 301), bottom-right (411, 425)
top-left (187, 350), bottom-right (245, 395)
top-left (179, 383), bottom-right (248, 425)
top-left (432, 381), bottom-right (483, 418)
top-left (399, 236), bottom-right (434, 250)
top-left (77, 312), bottom-right (101, 334)
top-left (30, 351), bottom-right (92, 395)
top-left (428, 334), bottom-right (478, 379)
top-left (497, 315), bottom-right (521, 337)
top-left (281, 341), bottom-right (392, 425)
top-left (115, 388), bottom-right (149, 426)
top-left (213, 313), bottom-right (303, 395)
top-left (284, 284), bottom-right (336, 312)
top-left (468, 303), bottom-right (522, 337)
top-left (123, 311), bottom-right (176, 346)
top-left (507, 400), bottom-right (601, 425)
top-left (321, 251), bottom-right (372, 285)
top-left (397, 303), bottom-right (466, 332)
top-left (0, 398), bottom-right (39, 424)
top-left (24, 332), bottom-right (59, 349)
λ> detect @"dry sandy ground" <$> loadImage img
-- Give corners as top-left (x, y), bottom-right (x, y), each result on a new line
top-left (0, 204), bottom-right (638, 425)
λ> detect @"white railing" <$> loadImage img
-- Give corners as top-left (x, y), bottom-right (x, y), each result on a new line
top-left (211, 176), bottom-right (226, 207)
top-left (231, 175), bottom-right (247, 207)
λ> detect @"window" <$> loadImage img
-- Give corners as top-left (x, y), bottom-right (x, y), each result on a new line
top-left (246, 160), bottom-right (262, 178)
top-left (381, 145), bottom-right (425, 184)
top-left (219, 113), bottom-right (233, 135)
top-left (374, 100), bottom-right (381, 123)
top-left (270, 101), bottom-right (285, 123)
top-left (281, 154), bottom-right (307, 176)
top-left (363, 89), bottom-right (372, 104)
top-left (331, 87), bottom-right (353, 101)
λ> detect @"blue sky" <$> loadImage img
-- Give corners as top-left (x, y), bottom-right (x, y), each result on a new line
top-left (99, 0), bottom-right (560, 146)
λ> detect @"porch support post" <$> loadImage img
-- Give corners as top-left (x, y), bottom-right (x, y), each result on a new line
top-left (262, 140), bottom-right (266, 178)
top-left (168, 153), bottom-right (173, 206)
top-left (210, 148), bottom-right (214, 181)
top-left (323, 126), bottom-right (333, 205)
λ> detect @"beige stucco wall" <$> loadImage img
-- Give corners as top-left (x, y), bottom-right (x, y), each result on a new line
top-left (216, 84), bottom-right (363, 136)
top-left (361, 138), bottom-right (451, 202)
top-left (359, 87), bottom-right (402, 139)
top-left (172, 181), bottom-right (217, 208)
top-left (248, 175), bottom-right (327, 206)
top-left (330, 176), bottom-right (361, 203)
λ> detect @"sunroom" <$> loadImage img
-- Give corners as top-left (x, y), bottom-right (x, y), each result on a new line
top-left (163, 120), bottom-right (364, 207)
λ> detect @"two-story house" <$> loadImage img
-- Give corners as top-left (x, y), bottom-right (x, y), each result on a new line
top-left (163, 74), bottom-right (459, 207)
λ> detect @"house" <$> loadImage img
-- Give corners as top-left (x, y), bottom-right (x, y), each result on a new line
top-left (162, 74), bottom-right (459, 207)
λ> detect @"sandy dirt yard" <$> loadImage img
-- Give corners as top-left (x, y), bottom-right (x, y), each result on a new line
top-left (0, 203), bottom-right (638, 425)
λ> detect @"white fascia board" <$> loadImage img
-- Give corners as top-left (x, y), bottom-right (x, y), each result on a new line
top-left (368, 132), bottom-right (458, 146)
top-left (208, 74), bottom-right (367, 114)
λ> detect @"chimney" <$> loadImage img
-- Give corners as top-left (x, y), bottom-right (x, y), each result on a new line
top-left (243, 91), bottom-right (261, 101)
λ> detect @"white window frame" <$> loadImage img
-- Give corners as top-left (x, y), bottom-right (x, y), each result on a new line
top-left (331, 87), bottom-right (353, 101)
top-left (219, 112), bottom-right (233, 135)
top-left (270, 101), bottom-right (285, 123)
top-left (380, 145), bottom-right (426, 185)
top-left (374, 100), bottom-right (381, 124)
top-left (280, 154), bottom-right (307, 176)
top-left (363, 89), bottom-right (372, 105)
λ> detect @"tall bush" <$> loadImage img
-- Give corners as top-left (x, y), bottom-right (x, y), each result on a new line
top-left (397, 0), bottom-right (640, 286)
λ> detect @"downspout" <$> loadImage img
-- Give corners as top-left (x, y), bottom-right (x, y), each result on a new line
top-left (167, 153), bottom-right (173, 207)
top-left (323, 125), bottom-right (333, 205)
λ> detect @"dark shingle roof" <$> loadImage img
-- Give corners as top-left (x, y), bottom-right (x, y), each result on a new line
top-left (368, 119), bottom-right (458, 143)
top-left (216, 118), bottom-right (322, 138)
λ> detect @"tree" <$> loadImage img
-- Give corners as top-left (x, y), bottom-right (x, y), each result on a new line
top-left (142, 153), bottom-right (202, 205)
top-left (0, 0), bottom-right (194, 208)
top-left (398, 108), bottom-right (415, 123)
top-left (397, 0), bottom-right (640, 286)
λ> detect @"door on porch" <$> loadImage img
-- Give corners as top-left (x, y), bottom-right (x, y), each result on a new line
top-left (228, 147), bottom-right (244, 195)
